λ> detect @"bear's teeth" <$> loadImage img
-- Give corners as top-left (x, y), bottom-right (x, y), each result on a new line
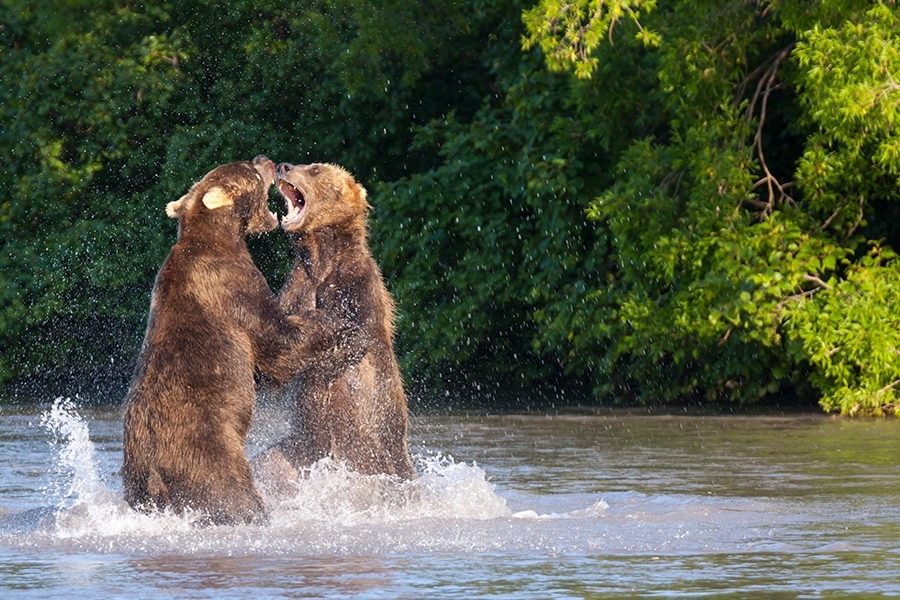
top-left (278, 180), bottom-right (305, 208)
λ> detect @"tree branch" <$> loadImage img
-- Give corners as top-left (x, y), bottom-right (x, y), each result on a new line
top-left (877, 379), bottom-right (900, 396)
top-left (846, 195), bottom-right (865, 238)
top-left (741, 42), bottom-right (796, 217)
top-left (775, 272), bottom-right (832, 311)
top-left (802, 273), bottom-right (833, 290)
top-left (718, 326), bottom-right (733, 346)
top-left (742, 196), bottom-right (770, 211)
top-left (775, 288), bottom-right (821, 311)
top-left (820, 199), bottom-right (849, 231)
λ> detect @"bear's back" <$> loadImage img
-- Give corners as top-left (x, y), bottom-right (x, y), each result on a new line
top-left (135, 244), bottom-right (259, 395)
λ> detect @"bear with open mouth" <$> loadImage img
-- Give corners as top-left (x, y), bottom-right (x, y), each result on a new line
top-left (252, 161), bottom-right (416, 486)
top-left (122, 156), bottom-right (363, 525)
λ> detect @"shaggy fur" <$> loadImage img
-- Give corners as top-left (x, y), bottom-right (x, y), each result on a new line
top-left (253, 162), bottom-right (416, 483)
top-left (122, 156), bottom-right (360, 525)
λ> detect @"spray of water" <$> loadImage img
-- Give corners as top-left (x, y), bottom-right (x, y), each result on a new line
top-left (27, 400), bottom-right (615, 556)
top-left (33, 399), bottom-right (514, 550)
top-left (270, 452), bottom-right (511, 527)
top-left (39, 397), bottom-right (193, 539)
top-left (40, 397), bottom-right (103, 509)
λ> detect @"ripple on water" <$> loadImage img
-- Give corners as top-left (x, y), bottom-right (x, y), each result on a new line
top-left (2, 398), bottom-right (900, 598)
top-left (0, 399), bottom-right (781, 558)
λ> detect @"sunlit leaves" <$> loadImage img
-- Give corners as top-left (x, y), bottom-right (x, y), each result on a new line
top-left (522, 0), bottom-right (659, 78)
top-left (786, 245), bottom-right (900, 415)
top-left (4, 0), bottom-right (900, 414)
top-left (794, 3), bottom-right (900, 227)
top-left (537, 0), bottom-right (900, 411)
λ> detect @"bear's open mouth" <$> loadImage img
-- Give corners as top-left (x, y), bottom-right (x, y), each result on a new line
top-left (278, 179), bottom-right (306, 227)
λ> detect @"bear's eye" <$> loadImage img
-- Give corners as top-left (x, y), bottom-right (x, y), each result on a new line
top-left (309, 165), bottom-right (321, 176)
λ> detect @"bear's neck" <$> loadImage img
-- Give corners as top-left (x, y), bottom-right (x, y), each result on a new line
top-left (288, 223), bottom-right (364, 281)
top-left (177, 215), bottom-right (246, 252)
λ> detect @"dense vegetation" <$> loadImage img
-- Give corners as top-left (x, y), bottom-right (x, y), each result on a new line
top-left (1, 1), bottom-right (898, 414)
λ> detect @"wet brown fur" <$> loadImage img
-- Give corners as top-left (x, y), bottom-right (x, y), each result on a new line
top-left (255, 162), bottom-right (416, 481)
top-left (122, 157), bottom-right (361, 525)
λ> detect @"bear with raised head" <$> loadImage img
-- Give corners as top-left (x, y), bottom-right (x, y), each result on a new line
top-left (253, 161), bottom-right (416, 483)
top-left (122, 156), bottom-right (361, 525)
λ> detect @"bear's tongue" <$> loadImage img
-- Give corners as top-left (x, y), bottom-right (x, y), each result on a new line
top-left (278, 180), bottom-right (306, 225)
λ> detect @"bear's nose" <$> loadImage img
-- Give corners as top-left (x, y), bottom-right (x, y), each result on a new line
top-left (276, 162), bottom-right (293, 176)
top-left (252, 155), bottom-right (275, 179)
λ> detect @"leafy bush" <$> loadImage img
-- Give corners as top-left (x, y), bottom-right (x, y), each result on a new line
top-left (3, 0), bottom-right (900, 414)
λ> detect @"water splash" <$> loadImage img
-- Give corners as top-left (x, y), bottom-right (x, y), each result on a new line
top-left (39, 398), bottom-right (192, 540)
top-left (270, 453), bottom-right (511, 527)
top-left (40, 397), bottom-right (103, 509)
top-left (23, 403), bottom-right (611, 556)
top-left (29, 404), bottom-right (514, 552)
top-left (415, 453), bottom-right (512, 519)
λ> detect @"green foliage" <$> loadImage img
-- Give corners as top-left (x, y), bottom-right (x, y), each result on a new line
top-left (522, 0), bottom-right (660, 78)
top-left (787, 245), bottom-right (900, 416)
top-left (2, 0), bottom-right (900, 414)
top-left (0, 2), bottom-right (182, 383)
top-left (784, 2), bottom-right (900, 415)
top-left (793, 3), bottom-right (900, 236)
top-left (518, 0), bottom-right (900, 412)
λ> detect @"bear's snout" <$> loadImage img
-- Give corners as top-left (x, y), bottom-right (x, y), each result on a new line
top-left (276, 162), bottom-right (293, 176)
top-left (252, 155), bottom-right (276, 184)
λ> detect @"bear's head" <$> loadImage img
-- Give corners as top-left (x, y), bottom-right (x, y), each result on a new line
top-left (166, 155), bottom-right (278, 235)
top-left (274, 162), bottom-right (369, 233)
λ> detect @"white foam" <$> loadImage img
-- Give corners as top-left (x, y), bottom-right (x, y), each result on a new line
top-left (35, 402), bottom-right (512, 544)
top-left (269, 453), bottom-right (511, 527)
top-left (511, 499), bottom-right (609, 519)
top-left (27, 401), bottom-right (629, 556)
top-left (40, 398), bottom-right (200, 539)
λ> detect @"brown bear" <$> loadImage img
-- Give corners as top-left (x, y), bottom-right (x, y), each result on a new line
top-left (122, 156), bottom-right (361, 525)
top-left (252, 161), bottom-right (416, 483)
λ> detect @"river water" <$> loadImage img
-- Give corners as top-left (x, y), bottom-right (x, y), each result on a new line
top-left (0, 395), bottom-right (898, 598)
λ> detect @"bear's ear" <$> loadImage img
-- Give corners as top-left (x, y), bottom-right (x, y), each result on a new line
top-left (165, 194), bottom-right (188, 218)
top-left (201, 187), bottom-right (233, 210)
top-left (356, 182), bottom-right (370, 212)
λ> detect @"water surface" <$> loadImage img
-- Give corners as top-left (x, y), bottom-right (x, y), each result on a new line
top-left (1, 397), bottom-right (899, 598)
